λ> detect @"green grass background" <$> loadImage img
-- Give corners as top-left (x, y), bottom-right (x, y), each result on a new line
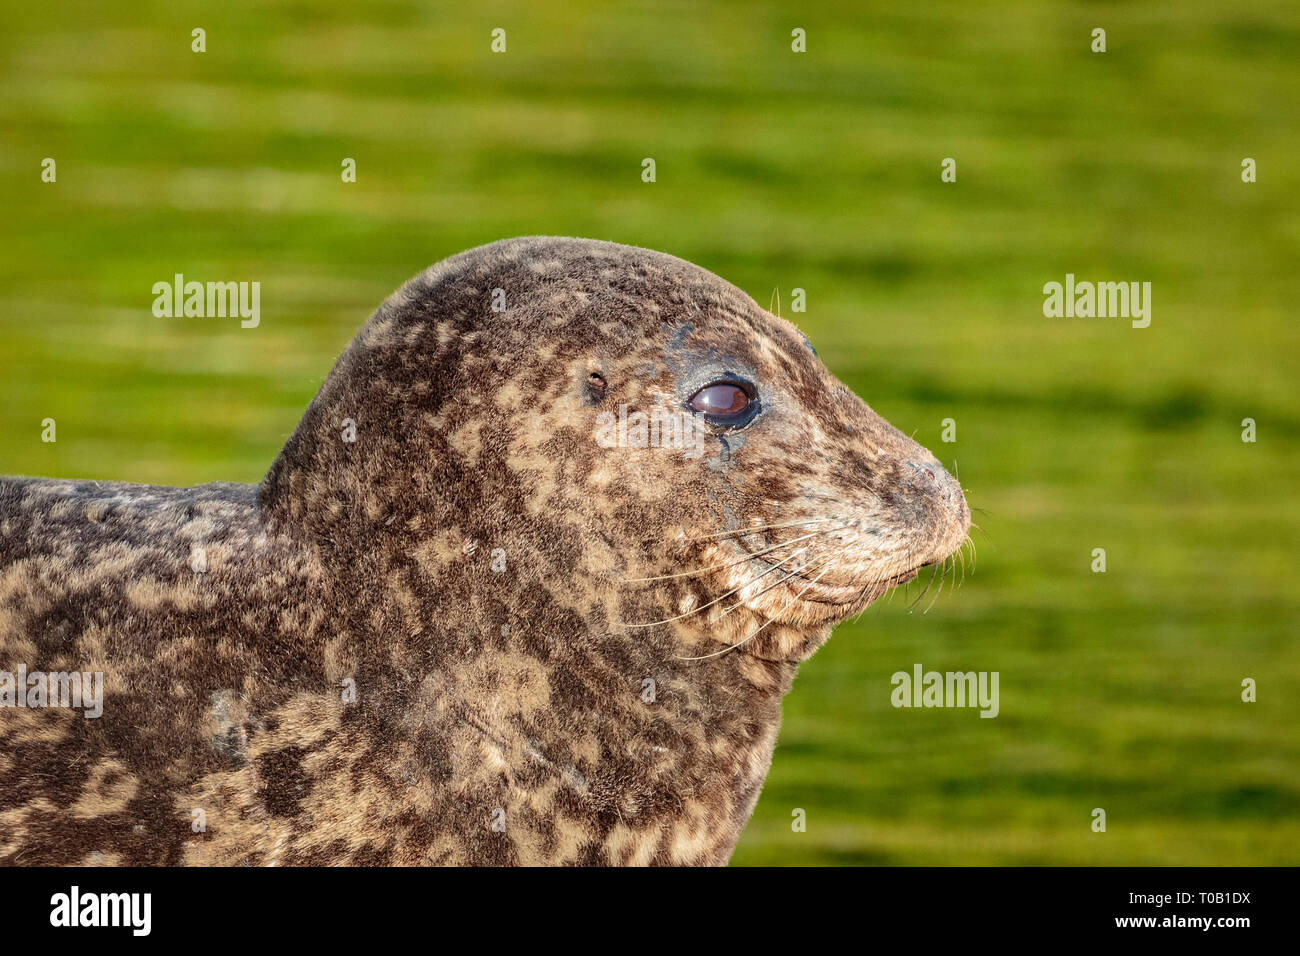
top-left (1, 1), bottom-right (1296, 864)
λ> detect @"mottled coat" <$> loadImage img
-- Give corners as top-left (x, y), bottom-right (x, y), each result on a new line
top-left (0, 237), bottom-right (969, 865)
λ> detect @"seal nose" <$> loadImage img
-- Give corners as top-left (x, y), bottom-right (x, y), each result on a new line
top-left (906, 459), bottom-right (960, 506)
top-left (905, 458), bottom-right (970, 564)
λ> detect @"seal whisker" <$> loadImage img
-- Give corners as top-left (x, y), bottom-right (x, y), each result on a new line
top-left (902, 561), bottom-right (934, 610)
top-left (708, 549), bottom-right (842, 621)
top-left (674, 562), bottom-right (836, 661)
top-left (619, 546), bottom-right (812, 628)
top-left (845, 542), bottom-right (919, 619)
top-left (625, 528), bottom-right (835, 582)
top-left (962, 536), bottom-right (976, 576)
top-left (680, 518), bottom-right (835, 543)
top-left (922, 559), bottom-right (948, 614)
top-left (907, 561), bottom-right (942, 611)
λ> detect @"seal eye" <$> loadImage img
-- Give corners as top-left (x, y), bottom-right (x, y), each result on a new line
top-left (687, 381), bottom-right (759, 427)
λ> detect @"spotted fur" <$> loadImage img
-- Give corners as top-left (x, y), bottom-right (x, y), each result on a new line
top-left (0, 237), bottom-right (969, 866)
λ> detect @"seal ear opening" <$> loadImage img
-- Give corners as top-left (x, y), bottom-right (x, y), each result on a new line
top-left (584, 370), bottom-right (608, 405)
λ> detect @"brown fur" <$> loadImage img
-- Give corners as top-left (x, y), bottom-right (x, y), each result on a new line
top-left (0, 237), bottom-right (969, 865)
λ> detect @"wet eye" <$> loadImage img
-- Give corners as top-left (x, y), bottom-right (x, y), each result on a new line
top-left (687, 381), bottom-right (760, 427)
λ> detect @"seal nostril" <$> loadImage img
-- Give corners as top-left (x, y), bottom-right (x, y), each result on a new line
top-left (906, 460), bottom-right (940, 484)
top-left (907, 459), bottom-right (957, 501)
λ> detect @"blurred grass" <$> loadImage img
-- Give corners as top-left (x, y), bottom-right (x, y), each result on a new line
top-left (1, 1), bottom-right (1297, 864)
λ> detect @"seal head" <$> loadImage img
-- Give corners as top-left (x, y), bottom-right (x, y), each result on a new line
top-left (262, 236), bottom-right (969, 664)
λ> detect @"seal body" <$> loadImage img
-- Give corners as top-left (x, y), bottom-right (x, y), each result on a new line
top-left (0, 237), bottom-right (969, 865)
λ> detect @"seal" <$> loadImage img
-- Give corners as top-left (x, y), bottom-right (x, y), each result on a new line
top-left (0, 236), bottom-right (970, 866)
